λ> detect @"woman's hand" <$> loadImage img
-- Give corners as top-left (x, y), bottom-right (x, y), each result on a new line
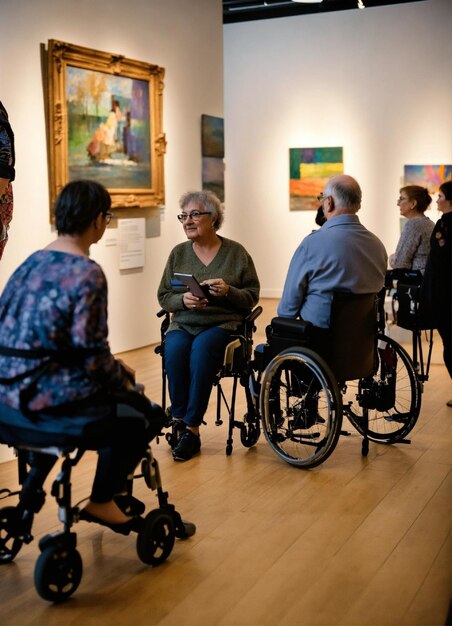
top-left (183, 291), bottom-right (209, 310)
top-left (201, 278), bottom-right (230, 298)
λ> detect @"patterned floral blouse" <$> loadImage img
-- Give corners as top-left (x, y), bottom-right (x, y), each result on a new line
top-left (0, 250), bottom-right (127, 411)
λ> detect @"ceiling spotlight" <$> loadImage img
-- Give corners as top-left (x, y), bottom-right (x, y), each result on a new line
top-left (357, 0), bottom-right (365, 7)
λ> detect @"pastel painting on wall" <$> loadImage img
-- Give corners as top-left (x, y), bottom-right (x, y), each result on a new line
top-left (404, 164), bottom-right (452, 193)
top-left (290, 147), bottom-right (343, 210)
top-left (201, 114), bottom-right (225, 202)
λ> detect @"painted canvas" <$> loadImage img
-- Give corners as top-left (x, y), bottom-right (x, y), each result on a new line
top-left (201, 115), bottom-right (224, 158)
top-left (403, 164), bottom-right (452, 193)
top-left (67, 67), bottom-right (151, 189)
top-left (202, 157), bottom-right (225, 202)
top-left (290, 147), bottom-right (343, 210)
top-left (201, 115), bottom-right (225, 201)
top-left (46, 40), bottom-right (165, 214)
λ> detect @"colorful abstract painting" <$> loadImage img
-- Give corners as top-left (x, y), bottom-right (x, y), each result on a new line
top-left (403, 164), bottom-right (452, 193)
top-left (201, 115), bottom-right (225, 201)
top-left (290, 147), bottom-right (343, 211)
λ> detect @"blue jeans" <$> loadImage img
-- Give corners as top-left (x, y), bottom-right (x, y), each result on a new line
top-left (164, 326), bottom-right (233, 427)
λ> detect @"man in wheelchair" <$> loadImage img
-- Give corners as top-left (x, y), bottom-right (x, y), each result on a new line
top-left (254, 175), bottom-right (390, 467)
top-left (277, 174), bottom-right (387, 328)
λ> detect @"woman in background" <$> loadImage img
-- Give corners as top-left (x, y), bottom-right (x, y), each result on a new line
top-left (0, 101), bottom-right (15, 260)
top-left (389, 185), bottom-right (434, 272)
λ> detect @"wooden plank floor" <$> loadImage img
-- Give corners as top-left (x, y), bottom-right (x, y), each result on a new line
top-left (0, 299), bottom-right (451, 625)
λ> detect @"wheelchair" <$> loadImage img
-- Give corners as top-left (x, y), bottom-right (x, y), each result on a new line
top-left (384, 268), bottom-right (434, 386)
top-left (254, 290), bottom-right (422, 469)
top-left (0, 402), bottom-right (196, 603)
top-left (155, 306), bottom-right (263, 455)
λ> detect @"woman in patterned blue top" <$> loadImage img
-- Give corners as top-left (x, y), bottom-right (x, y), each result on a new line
top-left (0, 180), bottom-right (164, 531)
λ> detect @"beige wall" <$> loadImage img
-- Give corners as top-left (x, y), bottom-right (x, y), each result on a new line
top-left (0, 0), bottom-right (224, 351)
top-left (223, 0), bottom-right (452, 296)
top-left (0, 0), bottom-right (223, 462)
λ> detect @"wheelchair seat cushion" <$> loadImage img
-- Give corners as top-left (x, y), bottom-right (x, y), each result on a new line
top-left (262, 317), bottom-right (329, 367)
top-left (0, 401), bottom-right (114, 449)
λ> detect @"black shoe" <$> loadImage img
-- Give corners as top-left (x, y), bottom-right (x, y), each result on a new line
top-left (172, 430), bottom-right (201, 462)
top-left (114, 494), bottom-right (146, 516)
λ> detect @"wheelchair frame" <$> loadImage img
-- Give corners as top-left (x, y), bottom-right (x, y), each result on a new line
top-left (155, 306), bottom-right (263, 456)
top-left (0, 435), bottom-right (195, 602)
top-left (385, 268), bottom-right (434, 386)
top-left (254, 291), bottom-right (422, 468)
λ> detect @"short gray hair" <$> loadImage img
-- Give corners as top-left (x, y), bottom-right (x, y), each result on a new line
top-left (179, 190), bottom-right (224, 231)
top-left (325, 176), bottom-right (362, 212)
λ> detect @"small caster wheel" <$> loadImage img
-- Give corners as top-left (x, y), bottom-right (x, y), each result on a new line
top-left (0, 507), bottom-right (24, 564)
top-left (34, 545), bottom-right (83, 602)
top-left (136, 509), bottom-right (175, 566)
top-left (240, 422), bottom-right (260, 448)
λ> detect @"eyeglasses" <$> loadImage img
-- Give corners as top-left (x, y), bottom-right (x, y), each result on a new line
top-left (397, 197), bottom-right (409, 203)
top-left (177, 211), bottom-right (211, 222)
top-left (103, 211), bottom-right (114, 224)
top-left (316, 194), bottom-right (329, 202)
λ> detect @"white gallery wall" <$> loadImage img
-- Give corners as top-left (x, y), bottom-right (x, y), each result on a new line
top-left (223, 0), bottom-right (452, 297)
top-left (0, 0), bottom-right (224, 352)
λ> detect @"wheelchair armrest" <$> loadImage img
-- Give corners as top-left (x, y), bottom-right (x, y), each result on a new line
top-left (245, 306), bottom-right (263, 325)
top-left (267, 317), bottom-right (313, 340)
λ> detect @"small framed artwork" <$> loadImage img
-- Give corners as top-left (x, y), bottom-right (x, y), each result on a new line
top-left (201, 114), bottom-right (224, 202)
top-left (290, 147), bottom-right (343, 211)
top-left (46, 39), bottom-right (166, 220)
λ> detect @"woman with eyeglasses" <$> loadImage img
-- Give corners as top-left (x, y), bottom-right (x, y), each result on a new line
top-left (388, 185), bottom-right (434, 272)
top-left (158, 190), bottom-right (260, 461)
top-left (0, 179), bottom-right (165, 531)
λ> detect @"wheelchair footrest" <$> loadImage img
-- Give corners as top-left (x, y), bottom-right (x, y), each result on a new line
top-left (340, 430), bottom-right (352, 437)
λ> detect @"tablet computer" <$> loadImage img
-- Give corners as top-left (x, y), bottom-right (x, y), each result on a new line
top-left (173, 273), bottom-right (210, 299)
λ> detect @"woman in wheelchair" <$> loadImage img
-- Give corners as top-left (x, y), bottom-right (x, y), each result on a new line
top-left (157, 190), bottom-right (260, 461)
top-left (0, 180), bottom-right (165, 530)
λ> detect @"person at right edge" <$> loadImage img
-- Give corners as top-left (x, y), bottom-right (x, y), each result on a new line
top-left (0, 101), bottom-right (15, 260)
top-left (420, 180), bottom-right (452, 406)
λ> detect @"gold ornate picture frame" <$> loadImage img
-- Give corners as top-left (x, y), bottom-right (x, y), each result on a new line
top-left (46, 39), bottom-right (166, 219)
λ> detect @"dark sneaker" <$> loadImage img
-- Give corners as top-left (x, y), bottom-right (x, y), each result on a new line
top-left (172, 430), bottom-right (201, 461)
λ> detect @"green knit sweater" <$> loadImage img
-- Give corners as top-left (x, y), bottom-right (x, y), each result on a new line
top-left (157, 236), bottom-right (260, 335)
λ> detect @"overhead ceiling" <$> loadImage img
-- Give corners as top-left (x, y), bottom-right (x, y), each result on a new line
top-left (223, 0), bottom-right (424, 23)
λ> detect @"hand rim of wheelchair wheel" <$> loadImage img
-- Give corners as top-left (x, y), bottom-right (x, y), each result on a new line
top-left (136, 509), bottom-right (175, 566)
top-left (343, 334), bottom-right (420, 444)
top-left (260, 347), bottom-right (343, 469)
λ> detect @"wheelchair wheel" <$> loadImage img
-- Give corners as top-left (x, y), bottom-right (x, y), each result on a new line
top-left (136, 509), bottom-right (175, 566)
top-left (260, 348), bottom-right (343, 469)
top-left (343, 334), bottom-right (421, 444)
top-left (0, 507), bottom-right (24, 564)
top-left (34, 545), bottom-right (83, 602)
